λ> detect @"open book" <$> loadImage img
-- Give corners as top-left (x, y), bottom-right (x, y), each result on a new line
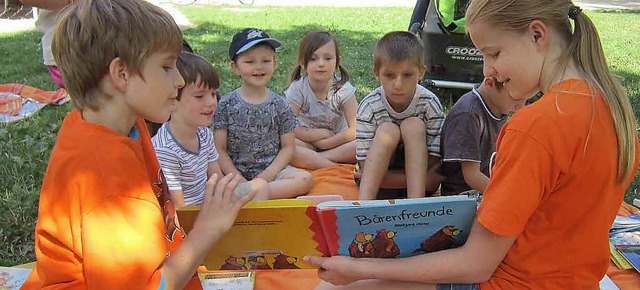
top-left (177, 196), bottom-right (477, 270)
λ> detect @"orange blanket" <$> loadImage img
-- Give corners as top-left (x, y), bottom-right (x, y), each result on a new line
top-left (0, 84), bottom-right (69, 123)
top-left (245, 164), bottom-right (640, 289)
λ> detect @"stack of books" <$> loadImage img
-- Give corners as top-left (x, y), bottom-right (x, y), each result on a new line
top-left (609, 214), bottom-right (640, 271)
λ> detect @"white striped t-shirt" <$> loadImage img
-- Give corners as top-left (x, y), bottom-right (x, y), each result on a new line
top-left (356, 85), bottom-right (444, 161)
top-left (152, 123), bottom-right (218, 206)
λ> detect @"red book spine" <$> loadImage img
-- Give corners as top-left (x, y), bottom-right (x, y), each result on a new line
top-left (316, 208), bottom-right (340, 256)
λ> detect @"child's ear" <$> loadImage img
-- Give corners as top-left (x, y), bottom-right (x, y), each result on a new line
top-left (108, 57), bottom-right (128, 92)
top-left (230, 61), bottom-right (240, 76)
top-left (418, 64), bottom-right (427, 79)
top-left (484, 77), bottom-right (495, 88)
top-left (528, 20), bottom-right (548, 50)
top-left (373, 67), bottom-right (380, 81)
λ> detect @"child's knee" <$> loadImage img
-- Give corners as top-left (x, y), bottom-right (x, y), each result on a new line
top-left (400, 117), bottom-right (426, 136)
top-left (288, 170), bottom-right (314, 190)
top-left (374, 122), bottom-right (401, 143)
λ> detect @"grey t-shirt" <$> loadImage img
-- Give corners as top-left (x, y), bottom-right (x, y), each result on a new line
top-left (212, 89), bottom-right (298, 180)
top-left (440, 86), bottom-right (506, 196)
top-left (284, 76), bottom-right (356, 133)
top-left (356, 85), bottom-right (444, 161)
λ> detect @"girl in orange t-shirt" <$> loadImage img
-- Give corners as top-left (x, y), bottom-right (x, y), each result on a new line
top-left (304, 1), bottom-right (639, 289)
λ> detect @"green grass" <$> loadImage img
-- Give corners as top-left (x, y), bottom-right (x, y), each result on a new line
top-left (0, 5), bottom-right (639, 266)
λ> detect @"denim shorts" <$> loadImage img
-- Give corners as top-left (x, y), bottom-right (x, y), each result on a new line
top-left (436, 283), bottom-right (480, 290)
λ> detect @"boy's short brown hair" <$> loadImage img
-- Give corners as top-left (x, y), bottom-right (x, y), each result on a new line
top-left (373, 31), bottom-right (424, 70)
top-left (52, 0), bottom-right (183, 111)
top-left (176, 52), bottom-right (220, 101)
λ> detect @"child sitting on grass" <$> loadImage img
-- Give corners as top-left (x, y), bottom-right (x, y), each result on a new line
top-left (440, 77), bottom-right (525, 196)
top-left (285, 30), bottom-right (358, 170)
top-left (152, 51), bottom-right (269, 207)
top-left (354, 31), bottom-right (444, 200)
top-left (22, 1), bottom-right (255, 289)
top-left (213, 28), bottom-right (314, 199)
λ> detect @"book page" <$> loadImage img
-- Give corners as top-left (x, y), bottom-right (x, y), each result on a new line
top-left (199, 271), bottom-right (255, 290)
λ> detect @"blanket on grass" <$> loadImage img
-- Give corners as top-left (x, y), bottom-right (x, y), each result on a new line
top-left (0, 84), bottom-right (69, 123)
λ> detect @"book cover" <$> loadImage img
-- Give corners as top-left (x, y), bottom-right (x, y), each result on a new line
top-left (610, 244), bottom-right (634, 270)
top-left (615, 245), bottom-right (640, 273)
top-left (178, 199), bottom-right (329, 270)
top-left (199, 271), bottom-right (255, 290)
top-left (316, 196), bottom-right (477, 258)
top-left (0, 266), bottom-right (32, 289)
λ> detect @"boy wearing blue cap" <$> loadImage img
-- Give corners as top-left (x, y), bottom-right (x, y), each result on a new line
top-left (213, 28), bottom-right (314, 199)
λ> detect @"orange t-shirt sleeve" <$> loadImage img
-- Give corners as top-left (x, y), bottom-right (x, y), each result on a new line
top-left (82, 194), bottom-right (165, 289)
top-left (477, 129), bottom-right (562, 236)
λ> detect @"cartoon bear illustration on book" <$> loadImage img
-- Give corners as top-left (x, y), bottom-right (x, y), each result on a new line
top-left (272, 254), bottom-right (300, 269)
top-left (414, 225), bottom-right (462, 254)
top-left (247, 255), bottom-right (272, 269)
top-left (371, 229), bottom-right (400, 258)
top-left (220, 256), bottom-right (247, 270)
top-left (348, 232), bottom-right (375, 258)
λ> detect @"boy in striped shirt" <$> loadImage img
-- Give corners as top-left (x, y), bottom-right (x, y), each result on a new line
top-left (355, 31), bottom-right (444, 200)
top-left (153, 51), bottom-right (269, 207)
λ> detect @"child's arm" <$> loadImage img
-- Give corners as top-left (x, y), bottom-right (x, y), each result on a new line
top-left (312, 96), bottom-right (358, 150)
top-left (256, 132), bottom-right (296, 182)
top-left (161, 173), bottom-right (255, 289)
top-left (461, 161), bottom-right (490, 192)
top-left (207, 160), bottom-right (224, 178)
top-left (213, 129), bottom-right (245, 181)
top-left (304, 219), bottom-right (516, 285)
top-left (288, 101), bottom-right (335, 143)
top-left (155, 147), bottom-right (187, 207)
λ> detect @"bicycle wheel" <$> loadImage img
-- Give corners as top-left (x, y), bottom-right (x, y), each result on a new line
top-left (170, 0), bottom-right (197, 6)
top-left (238, 0), bottom-right (254, 5)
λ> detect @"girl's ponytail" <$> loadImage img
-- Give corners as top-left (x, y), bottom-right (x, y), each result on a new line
top-left (567, 6), bottom-right (637, 182)
top-left (333, 64), bottom-right (350, 91)
top-left (286, 65), bottom-right (303, 91)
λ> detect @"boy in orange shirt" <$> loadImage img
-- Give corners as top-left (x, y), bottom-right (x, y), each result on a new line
top-left (21, 0), bottom-right (255, 289)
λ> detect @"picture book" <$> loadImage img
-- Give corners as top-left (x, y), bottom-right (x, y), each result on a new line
top-left (615, 245), bottom-right (640, 273)
top-left (177, 196), bottom-right (477, 269)
top-left (610, 244), bottom-right (634, 270)
top-left (178, 199), bottom-right (329, 270)
top-left (199, 271), bottom-right (255, 290)
top-left (0, 266), bottom-right (32, 289)
top-left (610, 230), bottom-right (640, 246)
top-left (316, 196), bottom-right (477, 258)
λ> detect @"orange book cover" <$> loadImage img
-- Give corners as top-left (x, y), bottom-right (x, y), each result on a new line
top-left (177, 199), bottom-right (329, 270)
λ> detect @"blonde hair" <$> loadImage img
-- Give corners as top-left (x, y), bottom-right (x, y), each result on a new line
top-left (52, 0), bottom-right (183, 111)
top-left (373, 31), bottom-right (424, 70)
top-left (288, 30), bottom-right (350, 91)
top-left (466, 0), bottom-right (637, 183)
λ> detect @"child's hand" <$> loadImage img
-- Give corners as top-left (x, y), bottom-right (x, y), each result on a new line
top-left (316, 128), bottom-right (335, 139)
top-left (303, 255), bottom-right (362, 286)
top-left (194, 173), bottom-right (255, 236)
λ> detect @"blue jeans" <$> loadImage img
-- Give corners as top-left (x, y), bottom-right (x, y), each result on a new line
top-left (436, 284), bottom-right (480, 290)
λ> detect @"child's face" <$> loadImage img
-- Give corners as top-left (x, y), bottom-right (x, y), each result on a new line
top-left (304, 40), bottom-right (338, 84)
top-left (174, 79), bottom-right (218, 127)
top-left (126, 50), bottom-right (184, 124)
top-left (374, 60), bottom-right (426, 107)
top-left (231, 45), bottom-right (276, 89)
top-left (468, 20), bottom-right (544, 101)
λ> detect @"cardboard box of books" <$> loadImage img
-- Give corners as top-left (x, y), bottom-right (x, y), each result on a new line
top-left (177, 196), bottom-right (477, 270)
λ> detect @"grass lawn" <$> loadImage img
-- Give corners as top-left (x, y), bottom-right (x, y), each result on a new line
top-left (0, 5), bottom-right (639, 266)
